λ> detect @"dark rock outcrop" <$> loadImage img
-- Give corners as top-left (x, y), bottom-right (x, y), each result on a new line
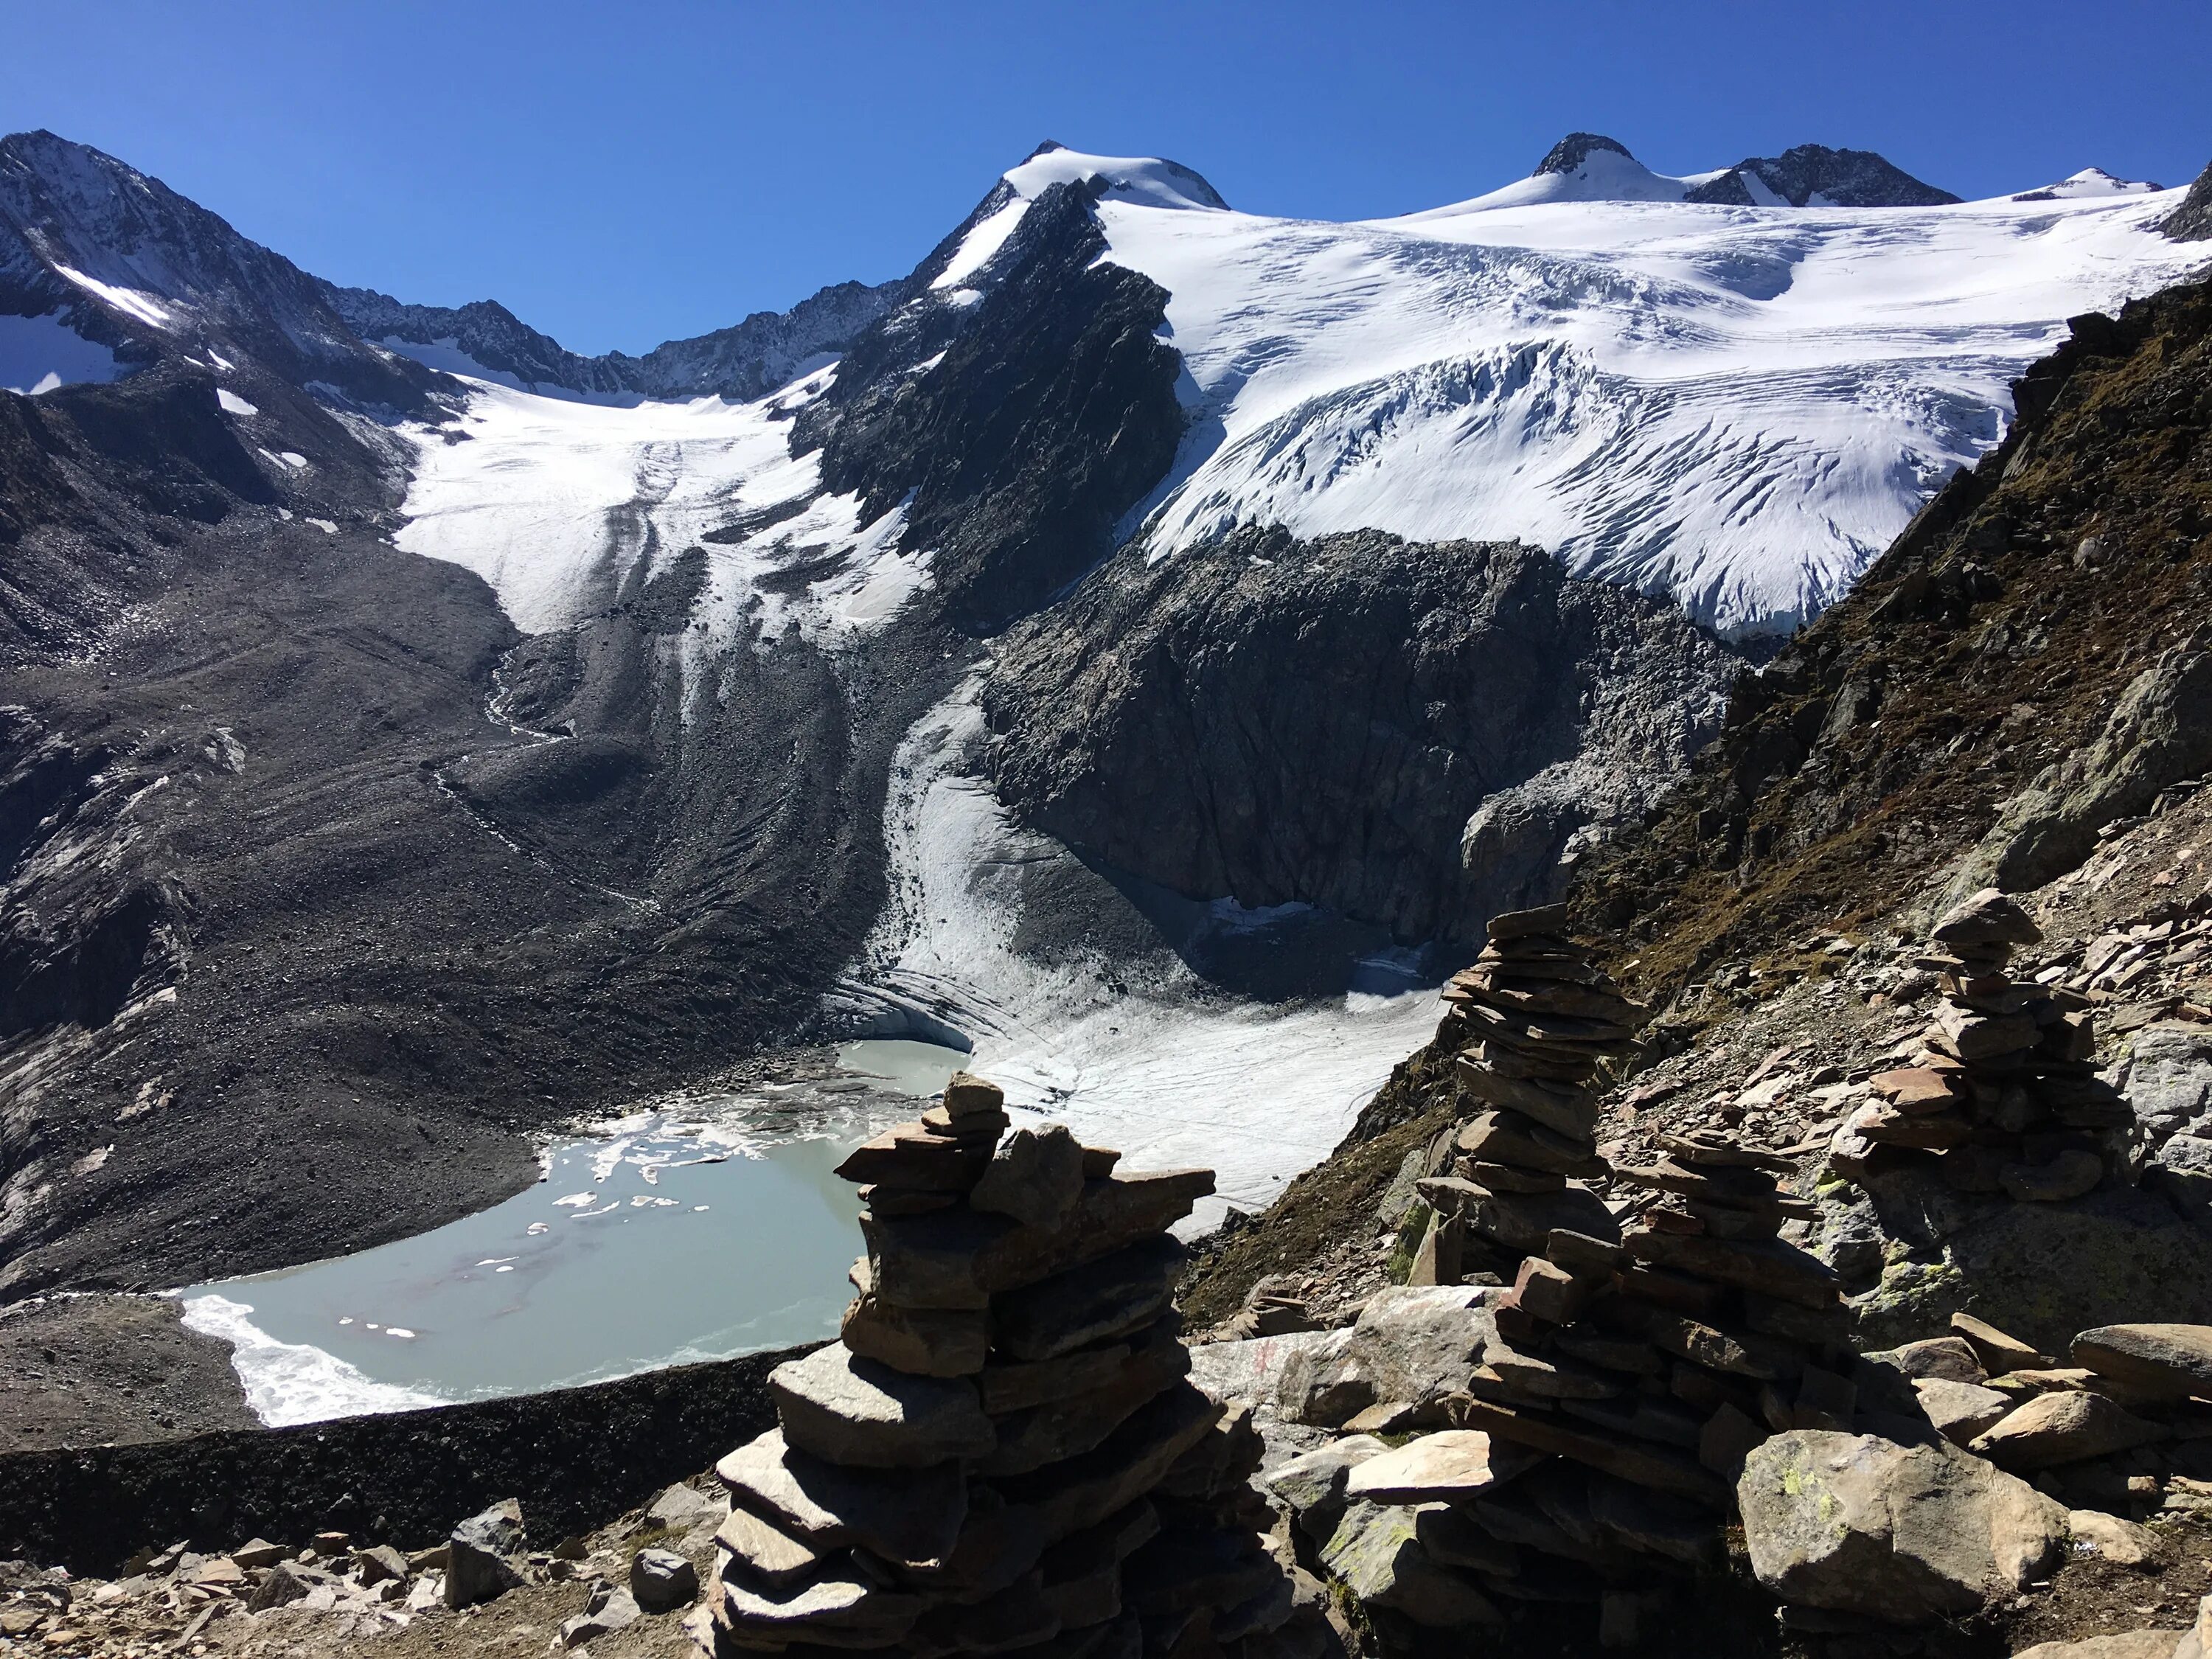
top-left (1534, 133), bottom-right (1635, 176)
top-left (2166, 161), bottom-right (2212, 242)
top-left (796, 179), bottom-right (1184, 633)
top-left (982, 527), bottom-right (1736, 945)
top-left (1683, 144), bottom-right (1959, 207)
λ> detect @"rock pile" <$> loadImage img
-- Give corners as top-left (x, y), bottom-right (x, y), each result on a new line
top-left (700, 1072), bottom-right (1326, 1659)
top-left (1422, 903), bottom-right (1645, 1281)
top-left (1835, 888), bottom-right (2132, 1203)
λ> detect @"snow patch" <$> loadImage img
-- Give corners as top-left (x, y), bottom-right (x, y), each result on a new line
top-left (50, 264), bottom-right (174, 329)
top-left (0, 310), bottom-right (125, 394)
top-left (1004, 148), bottom-right (1228, 212)
top-left (215, 386), bottom-right (257, 417)
top-left (178, 1293), bottom-right (446, 1426)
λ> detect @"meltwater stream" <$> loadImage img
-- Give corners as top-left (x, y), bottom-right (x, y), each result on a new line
top-left (178, 1040), bottom-right (967, 1426)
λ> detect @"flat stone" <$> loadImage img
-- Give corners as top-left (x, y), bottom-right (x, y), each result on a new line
top-left (355, 1545), bottom-right (408, 1587)
top-left (1913, 1377), bottom-right (2014, 1444)
top-left (1969, 1390), bottom-right (2166, 1470)
top-left (993, 1382), bottom-right (1223, 1548)
top-left (1933, 889), bottom-right (2044, 949)
top-left (1451, 1394), bottom-right (1730, 1505)
top-left (714, 1562), bottom-right (925, 1645)
top-left (714, 1428), bottom-right (967, 1564)
top-left (970, 1125), bottom-right (1088, 1231)
top-left (1737, 1430), bottom-right (2069, 1623)
top-left (1469, 1159), bottom-right (1566, 1194)
top-left (1950, 1312), bottom-right (2052, 1374)
top-left (1122, 1527), bottom-right (1279, 1619)
top-left (645, 1481), bottom-right (724, 1533)
top-left (1932, 1004), bottom-right (2041, 1061)
top-left (1473, 1340), bottom-right (1621, 1401)
top-left (2014, 1635), bottom-right (2191, 1659)
top-left (1871, 1068), bottom-right (1964, 1110)
top-left (1654, 1133), bottom-right (1799, 1173)
top-left (1341, 1284), bottom-right (1503, 1406)
top-left (1623, 1229), bottom-right (1840, 1310)
top-left (1888, 1336), bottom-right (1986, 1382)
top-left (981, 1338), bottom-right (1135, 1415)
top-left (863, 1207), bottom-right (1017, 1310)
top-left (560, 1583), bottom-right (641, 1648)
top-left (1587, 1476), bottom-right (1718, 1566)
top-left (980, 1321), bottom-right (1189, 1476)
top-left (1458, 1110), bottom-right (1601, 1175)
top-left (1488, 902), bottom-right (1571, 939)
top-left (1343, 1430), bottom-right (1540, 1504)
top-left (1506, 1256), bottom-right (1599, 1324)
top-left (2075, 1324), bottom-right (2212, 1399)
top-left (835, 1121), bottom-right (992, 1190)
top-left (715, 1504), bottom-right (824, 1587)
top-left (1470, 1183), bottom-right (1620, 1253)
top-left (770, 1344), bottom-right (995, 1469)
top-left (1455, 1060), bottom-right (1601, 1137)
top-left (992, 1236), bottom-right (1186, 1363)
top-left (1411, 1503), bottom-right (1519, 1575)
top-left (840, 1293), bottom-right (990, 1377)
top-left (630, 1546), bottom-right (698, 1613)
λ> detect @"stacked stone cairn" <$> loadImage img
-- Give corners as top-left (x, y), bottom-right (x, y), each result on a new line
top-left (1836, 888), bottom-right (2132, 1203)
top-left (700, 1072), bottom-right (1330, 1659)
top-left (1293, 905), bottom-right (1857, 1620)
top-left (1419, 903), bottom-right (1644, 1284)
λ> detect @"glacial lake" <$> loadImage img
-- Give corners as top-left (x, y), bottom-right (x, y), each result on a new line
top-left (179, 1039), bottom-right (967, 1425)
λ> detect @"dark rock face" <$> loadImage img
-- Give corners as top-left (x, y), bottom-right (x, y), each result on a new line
top-left (796, 181), bottom-right (1184, 633)
top-left (0, 130), bottom-right (439, 413)
top-left (1534, 133), bottom-right (1635, 176)
top-left (2166, 161), bottom-right (2212, 241)
top-left (322, 276), bottom-right (902, 402)
top-left (981, 527), bottom-right (1736, 945)
top-left (1683, 145), bottom-right (1959, 207)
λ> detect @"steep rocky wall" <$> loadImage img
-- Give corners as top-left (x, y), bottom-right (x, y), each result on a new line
top-left (1576, 275), bottom-right (2212, 1006)
top-left (982, 526), bottom-right (1737, 945)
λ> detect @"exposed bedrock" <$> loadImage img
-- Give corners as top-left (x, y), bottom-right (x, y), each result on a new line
top-left (980, 527), bottom-right (1738, 947)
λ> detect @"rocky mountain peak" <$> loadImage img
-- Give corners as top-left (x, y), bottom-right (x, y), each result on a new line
top-left (2166, 159), bottom-right (2212, 241)
top-left (1683, 142), bottom-right (1959, 207)
top-left (1533, 132), bottom-right (1635, 176)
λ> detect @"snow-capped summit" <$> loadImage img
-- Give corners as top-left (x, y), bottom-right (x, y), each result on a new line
top-left (1004, 142), bottom-right (1228, 212)
top-left (1444, 133), bottom-right (1958, 215)
top-left (2013, 166), bottom-right (2164, 202)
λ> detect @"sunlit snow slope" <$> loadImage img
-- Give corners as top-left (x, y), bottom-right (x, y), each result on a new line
top-left (969, 156), bottom-right (2206, 634)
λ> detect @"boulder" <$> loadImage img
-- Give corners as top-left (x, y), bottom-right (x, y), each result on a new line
top-left (1262, 1436), bottom-right (1388, 1541)
top-left (1951, 1312), bottom-right (2051, 1374)
top-left (560, 1582), bottom-right (642, 1647)
top-left (1888, 1336), bottom-right (1986, 1382)
top-left (1186, 1329), bottom-right (1343, 1410)
top-left (445, 1499), bottom-right (528, 1609)
top-left (630, 1546), bottom-right (699, 1613)
top-left (2176, 1593), bottom-right (2212, 1659)
top-left (1342, 1285), bottom-right (1503, 1408)
top-left (1969, 1390), bottom-right (2166, 1470)
top-left (714, 1506), bottom-right (822, 1587)
top-left (768, 1344), bottom-right (995, 1468)
top-left (644, 1482), bottom-right (724, 1534)
top-left (1277, 1328), bottom-right (1374, 1427)
top-left (354, 1544), bottom-right (408, 1587)
top-left (1318, 1501), bottom-right (1500, 1628)
top-left (1913, 1377), bottom-right (2013, 1445)
top-left (2073, 1324), bottom-right (2212, 1399)
top-left (1736, 1431), bottom-right (2069, 1622)
top-left (2118, 1024), bottom-right (2212, 1143)
top-left (2067, 1509), bottom-right (2162, 1568)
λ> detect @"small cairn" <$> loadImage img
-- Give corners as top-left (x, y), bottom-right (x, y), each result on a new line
top-left (700, 1073), bottom-right (1324, 1659)
top-left (1421, 902), bottom-right (1644, 1281)
top-left (1836, 888), bottom-right (2130, 1202)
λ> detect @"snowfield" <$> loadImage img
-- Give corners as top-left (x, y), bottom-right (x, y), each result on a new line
top-left (844, 678), bottom-right (1441, 1231)
top-left (991, 153), bottom-right (2209, 634)
top-left (394, 368), bottom-right (930, 662)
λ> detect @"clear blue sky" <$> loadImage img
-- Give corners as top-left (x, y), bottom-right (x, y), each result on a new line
top-left (5, 0), bottom-right (2206, 355)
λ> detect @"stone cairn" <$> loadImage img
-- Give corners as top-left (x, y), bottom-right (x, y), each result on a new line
top-left (1835, 888), bottom-right (2132, 1203)
top-left (1420, 902), bottom-right (1643, 1284)
top-left (1342, 906), bottom-right (1854, 1608)
top-left (700, 1073), bottom-right (1329, 1659)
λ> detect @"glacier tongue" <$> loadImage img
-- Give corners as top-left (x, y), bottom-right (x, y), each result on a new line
top-left (1091, 183), bottom-right (2205, 634)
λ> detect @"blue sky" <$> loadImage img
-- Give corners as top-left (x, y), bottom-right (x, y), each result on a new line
top-left (5, 0), bottom-right (2206, 355)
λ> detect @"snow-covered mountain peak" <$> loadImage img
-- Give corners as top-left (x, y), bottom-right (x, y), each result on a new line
top-left (2014, 166), bottom-right (2164, 202)
top-left (1002, 143), bottom-right (1228, 212)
